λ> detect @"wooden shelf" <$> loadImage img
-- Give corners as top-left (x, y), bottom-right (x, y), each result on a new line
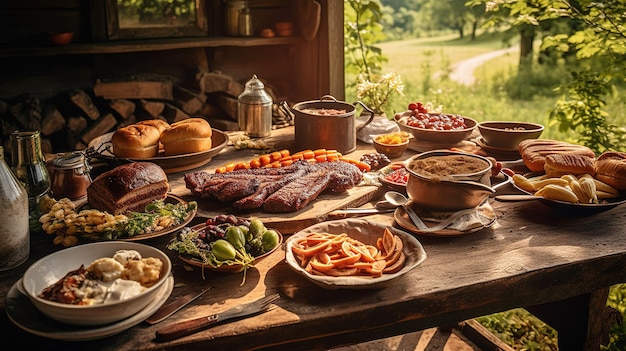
top-left (0, 36), bottom-right (301, 58)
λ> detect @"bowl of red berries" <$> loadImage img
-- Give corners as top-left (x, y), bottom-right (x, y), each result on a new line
top-left (394, 102), bottom-right (477, 144)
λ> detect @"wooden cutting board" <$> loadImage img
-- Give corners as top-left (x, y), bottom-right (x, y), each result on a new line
top-left (173, 182), bottom-right (380, 235)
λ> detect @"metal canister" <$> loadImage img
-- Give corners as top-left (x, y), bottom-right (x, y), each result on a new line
top-left (225, 0), bottom-right (247, 36)
top-left (238, 74), bottom-right (273, 138)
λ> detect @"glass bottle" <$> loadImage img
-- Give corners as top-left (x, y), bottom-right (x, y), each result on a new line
top-left (0, 146), bottom-right (30, 271)
top-left (10, 129), bottom-right (51, 212)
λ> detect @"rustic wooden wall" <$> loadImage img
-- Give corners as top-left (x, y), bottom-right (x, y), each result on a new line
top-left (0, 0), bottom-right (344, 157)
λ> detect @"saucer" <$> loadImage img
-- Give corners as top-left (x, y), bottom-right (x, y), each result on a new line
top-left (394, 201), bottom-right (497, 237)
top-left (5, 275), bottom-right (173, 341)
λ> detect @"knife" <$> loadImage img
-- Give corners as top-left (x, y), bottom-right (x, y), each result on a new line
top-left (155, 293), bottom-right (280, 342)
top-left (145, 287), bottom-right (211, 324)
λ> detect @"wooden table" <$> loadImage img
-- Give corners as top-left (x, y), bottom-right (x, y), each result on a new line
top-left (1, 127), bottom-right (624, 351)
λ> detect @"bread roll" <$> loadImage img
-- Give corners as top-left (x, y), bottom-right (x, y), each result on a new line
top-left (136, 119), bottom-right (170, 134)
top-left (518, 139), bottom-right (595, 172)
top-left (544, 153), bottom-right (596, 178)
top-left (160, 118), bottom-right (212, 156)
top-left (136, 119), bottom-right (170, 151)
top-left (87, 162), bottom-right (169, 215)
top-left (111, 124), bottom-right (161, 158)
top-left (596, 151), bottom-right (626, 190)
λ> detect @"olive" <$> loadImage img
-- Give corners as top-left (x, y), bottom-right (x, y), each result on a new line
top-left (248, 219), bottom-right (266, 238)
top-left (261, 229), bottom-right (280, 252)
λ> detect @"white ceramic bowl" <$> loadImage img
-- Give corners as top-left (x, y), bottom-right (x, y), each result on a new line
top-left (285, 218), bottom-right (426, 290)
top-left (21, 241), bottom-right (172, 326)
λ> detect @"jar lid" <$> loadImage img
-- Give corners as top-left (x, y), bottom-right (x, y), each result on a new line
top-left (53, 152), bottom-right (87, 170)
top-left (238, 74), bottom-right (272, 104)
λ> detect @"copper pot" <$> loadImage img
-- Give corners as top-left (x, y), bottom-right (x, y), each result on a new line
top-left (283, 95), bottom-right (375, 154)
top-left (404, 150), bottom-right (509, 211)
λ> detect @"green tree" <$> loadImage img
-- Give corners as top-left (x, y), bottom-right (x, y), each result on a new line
top-left (469, 0), bottom-right (626, 153)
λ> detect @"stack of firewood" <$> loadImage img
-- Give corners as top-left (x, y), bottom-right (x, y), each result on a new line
top-left (0, 70), bottom-right (290, 156)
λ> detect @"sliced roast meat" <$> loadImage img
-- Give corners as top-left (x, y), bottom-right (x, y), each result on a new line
top-left (184, 160), bottom-right (364, 213)
top-left (233, 167), bottom-right (309, 210)
top-left (262, 167), bottom-right (332, 213)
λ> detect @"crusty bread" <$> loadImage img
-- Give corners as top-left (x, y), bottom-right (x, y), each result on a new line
top-left (87, 162), bottom-right (169, 215)
top-left (544, 153), bottom-right (596, 178)
top-left (518, 139), bottom-right (596, 172)
top-left (596, 151), bottom-right (626, 190)
top-left (111, 124), bottom-right (161, 158)
top-left (135, 119), bottom-right (170, 134)
top-left (136, 119), bottom-right (170, 151)
top-left (160, 118), bottom-right (212, 156)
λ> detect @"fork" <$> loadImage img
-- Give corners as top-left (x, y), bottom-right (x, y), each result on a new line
top-left (155, 293), bottom-right (280, 342)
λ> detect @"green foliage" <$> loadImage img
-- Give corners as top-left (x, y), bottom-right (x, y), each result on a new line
top-left (344, 0), bottom-right (387, 79)
top-left (471, 0), bottom-right (626, 152)
top-left (476, 309), bottom-right (558, 350)
top-left (551, 71), bottom-right (626, 153)
top-left (345, 0), bottom-right (404, 115)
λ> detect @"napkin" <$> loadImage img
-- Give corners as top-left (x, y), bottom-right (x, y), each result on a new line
top-left (419, 201), bottom-right (496, 232)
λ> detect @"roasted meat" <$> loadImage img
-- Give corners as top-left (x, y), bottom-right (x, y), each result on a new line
top-left (184, 160), bottom-right (363, 213)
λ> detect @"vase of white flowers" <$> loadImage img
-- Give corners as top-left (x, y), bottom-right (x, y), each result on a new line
top-left (356, 72), bottom-right (404, 116)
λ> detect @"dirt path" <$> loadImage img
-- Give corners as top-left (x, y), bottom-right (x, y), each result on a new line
top-left (448, 47), bottom-right (518, 85)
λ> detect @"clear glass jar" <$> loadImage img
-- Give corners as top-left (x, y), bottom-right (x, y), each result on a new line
top-left (51, 151), bottom-right (92, 200)
top-left (0, 146), bottom-right (30, 271)
top-left (10, 129), bottom-right (51, 212)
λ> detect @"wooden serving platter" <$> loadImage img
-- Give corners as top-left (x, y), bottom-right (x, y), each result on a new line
top-left (174, 183), bottom-right (380, 235)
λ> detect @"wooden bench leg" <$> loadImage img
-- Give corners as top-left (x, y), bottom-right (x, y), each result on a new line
top-left (525, 288), bottom-right (612, 351)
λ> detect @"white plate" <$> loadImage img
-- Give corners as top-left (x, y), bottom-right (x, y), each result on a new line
top-left (5, 275), bottom-right (173, 341)
top-left (285, 218), bottom-right (427, 290)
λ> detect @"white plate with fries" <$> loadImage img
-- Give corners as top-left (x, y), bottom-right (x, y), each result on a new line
top-left (511, 172), bottom-right (626, 213)
top-left (285, 218), bottom-right (427, 290)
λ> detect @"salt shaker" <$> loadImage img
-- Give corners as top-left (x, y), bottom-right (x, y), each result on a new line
top-left (0, 146), bottom-right (30, 271)
top-left (238, 74), bottom-right (273, 137)
top-left (10, 129), bottom-right (51, 213)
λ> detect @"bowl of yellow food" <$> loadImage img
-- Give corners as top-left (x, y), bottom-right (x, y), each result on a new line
top-left (373, 132), bottom-right (411, 158)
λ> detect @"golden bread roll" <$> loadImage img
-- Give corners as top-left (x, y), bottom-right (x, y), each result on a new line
top-left (136, 119), bottom-right (170, 134)
top-left (136, 119), bottom-right (170, 150)
top-left (160, 118), bottom-right (213, 156)
top-left (111, 124), bottom-right (161, 158)
top-left (596, 151), bottom-right (626, 190)
top-left (518, 139), bottom-right (595, 172)
top-left (544, 153), bottom-right (596, 178)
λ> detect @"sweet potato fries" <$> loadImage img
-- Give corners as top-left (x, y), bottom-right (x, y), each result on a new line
top-left (291, 228), bottom-right (406, 278)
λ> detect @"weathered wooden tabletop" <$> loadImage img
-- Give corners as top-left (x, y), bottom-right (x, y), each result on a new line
top-left (1, 127), bottom-right (624, 351)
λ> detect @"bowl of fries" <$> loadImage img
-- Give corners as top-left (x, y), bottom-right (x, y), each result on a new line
top-left (285, 218), bottom-right (427, 290)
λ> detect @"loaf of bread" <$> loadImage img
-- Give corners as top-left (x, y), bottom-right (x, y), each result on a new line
top-left (87, 162), bottom-right (169, 215)
top-left (159, 118), bottom-right (212, 156)
top-left (111, 124), bottom-right (161, 158)
top-left (544, 153), bottom-right (596, 178)
top-left (518, 139), bottom-right (596, 172)
top-left (596, 151), bottom-right (626, 190)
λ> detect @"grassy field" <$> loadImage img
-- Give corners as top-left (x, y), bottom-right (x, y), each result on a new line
top-left (348, 34), bottom-right (626, 350)
top-left (346, 33), bottom-right (623, 144)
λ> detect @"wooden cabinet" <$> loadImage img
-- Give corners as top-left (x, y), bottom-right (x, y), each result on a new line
top-left (0, 0), bottom-right (344, 103)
